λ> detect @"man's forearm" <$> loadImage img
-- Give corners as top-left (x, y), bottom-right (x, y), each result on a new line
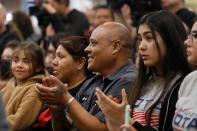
top-left (62, 94), bottom-right (108, 131)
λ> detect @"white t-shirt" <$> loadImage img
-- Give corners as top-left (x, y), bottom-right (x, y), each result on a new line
top-left (173, 71), bottom-right (197, 131)
top-left (132, 75), bottom-right (165, 129)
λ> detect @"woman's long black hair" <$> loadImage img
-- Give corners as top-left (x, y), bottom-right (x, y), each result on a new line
top-left (128, 10), bottom-right (191, 124)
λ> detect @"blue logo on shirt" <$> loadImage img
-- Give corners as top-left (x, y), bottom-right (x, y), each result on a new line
top-left (173, 112), bottom-right (197, 130)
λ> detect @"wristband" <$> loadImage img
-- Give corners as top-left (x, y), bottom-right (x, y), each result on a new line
top-left (65, 97), bottom-right (75, 112)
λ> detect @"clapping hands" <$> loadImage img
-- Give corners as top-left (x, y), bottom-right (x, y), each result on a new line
top-left (95, 88), bottom-right (128, 124)
top-left (35, 75), bottom-right (68, 106)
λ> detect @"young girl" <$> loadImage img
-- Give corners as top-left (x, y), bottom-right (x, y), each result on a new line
top-left (95, 10), bottom-right (191, 131)
top-left (172, 17), bottom-right (197, 131)
top-left (1, 42), bottom-right (45, 131)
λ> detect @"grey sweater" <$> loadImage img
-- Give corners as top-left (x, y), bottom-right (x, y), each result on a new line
top-left (0, 94), bottom-right (10, 131)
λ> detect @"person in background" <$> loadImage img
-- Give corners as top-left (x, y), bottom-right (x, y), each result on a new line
top-left (44, 35), bottom-right (59, 75)
top-left (95, 11), bottom-right (191, 131)
top-left (1, 40), bottom-right (19, 60)
top-left (0, 60), bottom-right (12, 90)
top-left (162, 0), bottom-right (196, 31)
top-left (84, 8), bottom-right (96, 32)
top-left (42, 0), bottom-right (89, 36)
top-left (1, 42), bottom-right (45, 131)
top-left (93, 5), bottom-right (114, 29)
top-left (0, 93), bottom-right (10, 131)
top-left (107, 0), bottom-right (162, 27)
top-left (172, 17), bottom-right (197, 131)
top-left (0, 3), bottom-right (19, 56)
top-left (11, 10), bottom-right (40, 42)
top-left (36, 22), bottom-right (137, 131)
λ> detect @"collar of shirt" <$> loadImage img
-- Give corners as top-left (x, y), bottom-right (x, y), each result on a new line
top-left (97, 59), bottom-right (134, 81)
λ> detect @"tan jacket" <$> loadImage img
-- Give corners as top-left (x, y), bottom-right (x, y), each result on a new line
top-left (1, 74), bottom-right (44, 131)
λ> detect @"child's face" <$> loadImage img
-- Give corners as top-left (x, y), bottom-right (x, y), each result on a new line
top-left (11, 51), bottom-right (33, 81)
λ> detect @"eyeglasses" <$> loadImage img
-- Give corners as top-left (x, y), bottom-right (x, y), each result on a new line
top-left (187, 32), bottom-right (197, 42)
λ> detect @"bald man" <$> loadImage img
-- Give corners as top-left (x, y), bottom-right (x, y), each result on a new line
top-left (36, 22), bottom-right (137, 131)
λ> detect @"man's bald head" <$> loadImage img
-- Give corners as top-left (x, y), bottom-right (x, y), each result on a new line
top-left (93, 22), bottom-right (132, 50)
top-left (86, 22), bottom-right (133, 75)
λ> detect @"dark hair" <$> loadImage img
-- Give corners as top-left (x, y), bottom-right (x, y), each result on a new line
top-left (0, 59), bottom-right (12, 80)
top-left (193, 16), bottom-right (197, 24)
top-left (129, 11), bottom-right (191, 124)
top-left (4, 40), bottom-right (19, 50)
top-left (93, 4), bottom-right (114, 21)
top-left (12, 10), bottom-right (34, 40)
top-left (12, 42), bottom-right (45, 75)
top-left (55, 0), bottom-right (69, 6)
top-left (44, 34), bottom-right (61, 51)
top-left (94, 4), bottom-right (110, 11)
top-left (107, 0), bottom-right (161, 26)
top-left (58, 36), bottom-right (91, 77)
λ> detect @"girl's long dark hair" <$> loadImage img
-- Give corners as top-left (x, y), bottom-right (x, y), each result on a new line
top-left (128, 11), bottom-right (191, 124)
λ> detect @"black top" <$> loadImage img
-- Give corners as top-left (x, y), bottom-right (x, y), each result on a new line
top-left (0, 25), bottom-right (19, 55)
top-left (50, 9), bottom-right (90, 36)
top-left (29, 79), bottom-right (87, 131)
top-left (176, 8), bottom-right (196, 29)
top-left (69, 80), bottom-right (86, 97)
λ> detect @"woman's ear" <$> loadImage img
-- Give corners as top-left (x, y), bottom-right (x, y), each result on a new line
top-left (76, 57), bottom-right (86, 70)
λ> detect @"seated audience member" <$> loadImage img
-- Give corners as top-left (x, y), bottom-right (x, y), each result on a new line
top-left (31, 36), bottom-right (91, 131)
top-left (162, 0), bottom-right (196, 31)
top-left (173, 17), bottom-right (197, 131)
top-left (11, 10), bottom-right (40, 42)
top-left (0, 3), bottom-right (19, 56)
top-left (1, 42), bottom-right (45, 131)
top-left (36, 22), bottom-right (137, 131)
top-left (95, 11), bottom-right (191, 131)
top-left (93, 5), bottom-right (114, 29)
top-left (0, 60), bottom-right (12, 90)
top-left (41, 0), bottom-right (89, 36)
top-left (1, 41), bottom-right (19, 60)
top-left (0, 93), bottom-right (9, 131)
top-left (44, 35), bottom-right (59, 75)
